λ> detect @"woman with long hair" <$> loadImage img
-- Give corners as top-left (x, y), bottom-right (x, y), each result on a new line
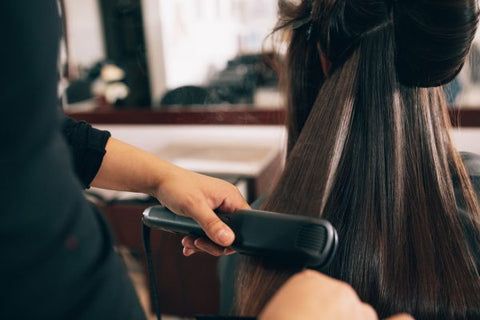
top-left (234, 0), bottom-right (480, 318)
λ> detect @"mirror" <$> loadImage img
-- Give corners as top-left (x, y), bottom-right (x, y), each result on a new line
top-left (452, 37), bottom-right (480, 108)
top-left (62, 0), bottom-right (281, 110)
top-left (62, 0), bottom-right (480, 112)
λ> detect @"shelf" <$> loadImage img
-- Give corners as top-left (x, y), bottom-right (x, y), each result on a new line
top-left (67, 106), bottom-right (285, 125)
top-left (67, 106), bottom-right (480, 127)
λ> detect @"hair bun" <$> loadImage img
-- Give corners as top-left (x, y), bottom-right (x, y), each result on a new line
top-left (394, 0), bottom-right (479, 87)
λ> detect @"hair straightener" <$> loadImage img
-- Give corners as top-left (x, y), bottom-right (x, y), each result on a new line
top-left (143, 206), bottom-right (338, 268)
top-left (142, 206), bottom-right (339, 320)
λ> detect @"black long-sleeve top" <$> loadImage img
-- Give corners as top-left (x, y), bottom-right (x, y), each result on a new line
top-left (0, 1), bottom-right (145, 319)
top-left (62, 117), bottom-right (111, 188)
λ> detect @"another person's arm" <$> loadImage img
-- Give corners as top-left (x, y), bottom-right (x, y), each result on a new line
top-left (260, 270), bottom-right (413, 320)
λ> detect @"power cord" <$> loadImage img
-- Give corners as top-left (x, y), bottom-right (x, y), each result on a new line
top-left (142, 221), bottom-right (256, 320)
top-left (142, 223), bottom-right (162, 320)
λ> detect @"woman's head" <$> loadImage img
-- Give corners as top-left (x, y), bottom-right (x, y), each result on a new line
top-left (235, 0), bottom-right (480, 318)
top-left (280, 0), bottom-right (479, 148)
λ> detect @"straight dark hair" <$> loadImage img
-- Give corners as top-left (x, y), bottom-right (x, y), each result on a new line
top-left (235, 0), bottom-right (480, 318)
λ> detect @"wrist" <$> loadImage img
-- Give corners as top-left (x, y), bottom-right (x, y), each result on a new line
top-left (147, 159), bottom-right (182, 197)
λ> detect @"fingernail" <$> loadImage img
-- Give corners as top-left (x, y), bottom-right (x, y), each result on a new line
top-left (183, 248), bottom-right (193, 256)
top-left (217, 229), bottom-right (234, 245)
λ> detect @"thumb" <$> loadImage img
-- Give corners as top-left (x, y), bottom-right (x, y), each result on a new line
top-left (385, 314), bottom-right (415, 320)
top-left (218, 192), bottom-right (251, 213)
top-left (191, 203), bottom-right (235, 247)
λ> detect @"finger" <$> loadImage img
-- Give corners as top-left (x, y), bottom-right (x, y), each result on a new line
top-left (191, 203), bottom-right (235, 247)
top-left (181, 237), bottom-right (201, 256)
top-left (182, 236), bottom-right (235, 255)
top-left (182, 247), bottom-right (199, 256)
top-left (218, 189), bottom-right (250, 213)
top-left (181, 236), bottom-right (197, 249)
top-left (385, 314), bottom-right (415, 320)
top-left (194, 238), bottom-right (227, 256)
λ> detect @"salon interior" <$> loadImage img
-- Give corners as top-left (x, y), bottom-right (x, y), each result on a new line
top-left (59, 0), bottom-right (480, 319)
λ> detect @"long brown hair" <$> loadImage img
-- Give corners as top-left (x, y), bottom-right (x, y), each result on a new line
top-left (235, 0), bottom-right (480, 318)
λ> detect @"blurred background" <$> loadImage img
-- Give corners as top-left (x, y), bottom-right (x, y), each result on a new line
top-left (59, 0), bottom-right (480, 319)
top-left (61, 0), bottom-right (480, 111)
top-left (62, 0), bottom-right (281, 109)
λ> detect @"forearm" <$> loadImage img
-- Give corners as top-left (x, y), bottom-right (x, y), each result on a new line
top-left (92, 136), bottom-right (248, 248)
top-left (91, 137), bottom-right (178, 195)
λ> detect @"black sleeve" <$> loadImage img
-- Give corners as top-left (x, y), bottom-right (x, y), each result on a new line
top-left (62, 116), bottom-right (111, 188)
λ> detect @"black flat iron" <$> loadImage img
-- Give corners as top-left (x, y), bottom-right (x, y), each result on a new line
top-left (143, 206), bottom-right (338, 268)
top-left (141, 206), bottom-right (339, 319)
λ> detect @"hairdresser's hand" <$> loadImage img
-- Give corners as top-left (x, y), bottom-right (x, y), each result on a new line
top-left (155, 165), bottom-right (249, 255)
top-left (260, 270), bottom-right (414, 320)
top-left (91, 138), bottom-right (248, 255)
